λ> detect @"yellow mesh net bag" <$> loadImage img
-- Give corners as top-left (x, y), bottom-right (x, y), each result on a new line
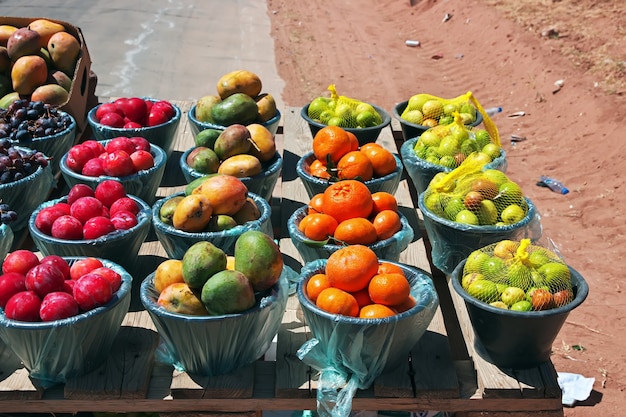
top-left (422, 153), bottom-right (529, 226)
top-left (410, 92), bottom-right (503, 170)
top-left (307, 84), bottom-right (383, 128)
top-left (461, 238), bottom-right (574, 311)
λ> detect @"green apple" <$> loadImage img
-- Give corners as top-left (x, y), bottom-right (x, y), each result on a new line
top-left (498, 181), bottom-right (523, 205)
top-left (461, 139), bottom-right (480, 155)
top-left (407, 94), bottom-right (430, 111)
top-left (422, 99), bottom-right (444, 120)
top-left (464, 250), bottom-right (491, 274)
top-left (472, 152), bottom-right (493, 166)
top-left (424, 192), bottom-right (445, 217)
top-left (474, 129), bottom-right (491, 148)
top-left (403, 109), bottom-right (424, 125)
top-left (439, 115), bottom-right (454, 125)
top-left (456, 209), bottom-right (479, 225)
top-left (443, 103), bottom-right (459, 115)
top-left (507, 262), bottom-right (533, 291)
top-left (439, 155), bottom-right (457, 169)
top-left (482, 143), bottom-right (501, 160)
top-left (490, 301), bottom-right (509, 309)
top-left (538, 262), bottom-right (571, 291)
top-left (438, 136), bottom-right (460, 156)
top-left (444, 196), bottom-right (465, 220)
top-left (461, 272), bottom-right (484, 290)
top-left (480, 256), bottom-right (508, 281)
top-left (528, 249), bottom-right (552, 268)
top-left (478, 200), bottom-right (498, 225)
top-left (511, 300), bottom-right (533, 312)
top-left (501, 286), bottom-right (526, 306)
top-left (482, 169), bottom-right (508, 186)
top-left (492, 239), bottom-right (518, 260)
top-left (419, 129), bottom-right (442, 147)
top-left (501, 204), bottom-right (526, 224)
top-left (467, 279), bottom-right (499, 303)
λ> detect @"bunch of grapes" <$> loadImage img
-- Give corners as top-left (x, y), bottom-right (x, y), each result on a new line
top-left (0, 203), bottom-right (17, 225)
top-left (0, 140), bottom-right (49, 184)
top-left (0, 99), bottom-right (74, 142)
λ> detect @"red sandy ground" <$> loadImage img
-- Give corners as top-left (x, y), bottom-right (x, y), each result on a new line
top-left (267, 0), bottom-right (626, 416)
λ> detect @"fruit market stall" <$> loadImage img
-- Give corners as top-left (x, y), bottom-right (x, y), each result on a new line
top-left (0, 101), bottom-right (565, 416)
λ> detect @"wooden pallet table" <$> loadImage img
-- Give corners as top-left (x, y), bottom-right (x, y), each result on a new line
top-left (0, 103), bottom-right (564, 416)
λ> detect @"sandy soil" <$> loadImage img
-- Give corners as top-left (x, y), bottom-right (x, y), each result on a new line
top-left (267, 0), bottom-right (626, 415)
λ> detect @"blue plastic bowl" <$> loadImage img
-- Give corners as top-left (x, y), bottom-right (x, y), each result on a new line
top-left (28, 195), bottom-right (152, 272)
top-left (152, 191), bottom-right (273, 259)
top-left (296, 151), bottom-right (403, 199)
top-left (0, 147), bottom-right (55, 232)
top-left (0, 224), bottom-right (14, 261)
top-left (297, 259), bottom-right (438, 374)
top-left (9, 110), bottom-right (77, 175)
top-left (451, 259), bottom-right (588, 368)
top-left (140, 266), bottom-right (289, 376)
top-left (187, 104), bottom-right (281, 137)
top-left (0, 257), bottom-right (132, 387)
top-left (393, 100), bottom-right (484, 141)
top-left (400, 137), bottom-right (508, 196)
top-left (301, 102), bottom-right (391, 146)
top-left (87, 99), bottom-right (182, 157)
top-left (59, 140), bottom-right (167, 205)
top-left (287, 205), bottom-right (414, 263)
top-left (180, 149), bottom-right (283, 202)
top-left (418, 194), bottom-right (542, 275)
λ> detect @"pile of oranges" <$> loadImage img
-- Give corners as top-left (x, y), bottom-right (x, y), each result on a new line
top-left (306, 245), bottom-right (416, 319)
top-left (309, 126), bottom-right (397, 181)
top-left (298, 180), bottom-right (403, 245)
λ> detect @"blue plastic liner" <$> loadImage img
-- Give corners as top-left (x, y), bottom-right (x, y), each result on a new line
top-left (0, 224), bottom-right (14, 261)
top-left (0, 257), bottom-right (132, 388)
top-left (401, 137), bottom-right (508, 196)
top-left (419, 194), bottom-right (543, 275)
top-left (152, 191), bottom-right (273, 259)
top-left (140, 265), bottom-right (293, 376)
top-left (296, 259), bottom-right (439, 417)
top-left (288, 205), bottom-right (414, 263)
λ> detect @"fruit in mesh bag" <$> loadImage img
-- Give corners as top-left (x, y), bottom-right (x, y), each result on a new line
top-left (307, 85), bottom-right (383, 128)
top-left (460, 239), bottom-right (574, 311)
top-left (426, 169), bottom-right (528, 226)
top-left (401, 94), bottom-right (477, 127)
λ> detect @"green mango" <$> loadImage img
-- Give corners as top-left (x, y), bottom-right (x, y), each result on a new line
top-left (210, 92), bottom-right (258, 126)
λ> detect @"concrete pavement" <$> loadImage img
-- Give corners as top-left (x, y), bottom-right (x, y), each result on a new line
top-left (2, 1), bottom-right (285, 108)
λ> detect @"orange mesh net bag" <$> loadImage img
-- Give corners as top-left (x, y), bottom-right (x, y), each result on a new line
top-left (460, 238), bottom-right (575, 311)
top-left (307, 84), bottom-right (382, 128)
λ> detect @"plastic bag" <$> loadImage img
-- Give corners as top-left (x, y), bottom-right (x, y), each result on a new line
top-left (418, 154), bottom-right (542, 274)
top-left (460, 238), bottom-right (575, 311)
top-left (307, 85), bottom-right (382, 128)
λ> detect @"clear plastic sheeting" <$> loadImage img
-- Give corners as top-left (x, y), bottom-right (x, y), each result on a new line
top-left (0, 258), bottom-right (132, 388)
top-left (296, 259), bottom-right (439, 417)
top-left (140, 265), bottom-right (293, 376)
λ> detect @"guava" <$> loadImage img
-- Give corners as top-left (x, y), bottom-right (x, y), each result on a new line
top-left (467, 279), bottom-right (499, 303)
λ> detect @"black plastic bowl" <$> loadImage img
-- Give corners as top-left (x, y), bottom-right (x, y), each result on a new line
top-left (393, 100), bottom-right (483, 141)
top-left (301, 103), bottom-right (391, 146)
top-left (451, 259), bottom-right (589, 368)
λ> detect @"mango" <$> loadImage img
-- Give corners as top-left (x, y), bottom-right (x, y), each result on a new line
top-left (11, 55), bottom-right (48, 95)
top-left (31, 83), bottom-right (69, 106)
top-left (216, 70), bottom-right (262, 100)
top-left (192, 173), bottom-right (248, 216)
top-left (0, 92), bottom-right (20, 109)
top-left (6, 27), bottom-right (41, 60)
top-left (213, 124), bottom-right (251, 160)
top-left (157, 282), bottom-right (208, 316)
top-left (154, 259), bottom-right (185, 293)
top-left (254, 93), bottom-right (277, 122)
top-left (195, 94), bottom-right (222, 123)
top-left (172, 194), bottom-right (213, 232)
top-left (190, 147), bottom-right (220, 174)
top-left (201, 270), bottom-right (255, 315)
top-left (0, 47), bottom-right (10, 73)
top-left (207, 214), bottom-right (238, 232)
top-left (47, 31), bottom-right (80, 76)
top-left (218, 154), bottom-right (262, 178)
top-left (194, 128), bottom-right (221, 148)
top-left (182, 241), bottom-right (227, 290)
top-left (234, 230), bottom-right (283, 292)
top-left (233, 197), bottom-right (261, 224)
top-left (247, 123), bottom-right (276, 162)
top-left (159, 195), bottom-right (184, 224)
top-left (28, 19), bottom-right (66, 48)
top-left (50, 70), bottom-right (72, 92)
top-left (0, 74), bottom-right (10, 98)
top-left (211, 93), bottom-right (258, 126)
top-left (184, 174), bottom-right (219, 196)
top-left (0, 25), bottom-right (18, 47)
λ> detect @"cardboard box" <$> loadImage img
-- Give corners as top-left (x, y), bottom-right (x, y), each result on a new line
top-left (1, 16), bottom-right (97, 138)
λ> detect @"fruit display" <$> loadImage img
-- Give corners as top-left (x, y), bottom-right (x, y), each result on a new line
top-left (64, 136), bottom-right (155, 177)
top-left (0, 139), bottom-right (49, 183)
top-left (422, 154), bottom-right (529, 227)
top-left (185, 122), bottom-right (277, 177)
top-left (302, 244), bottom-right (417, 319)
top-left (92, 97), bottom-right (177, 128)
top-left (411, 116), bottom-right (502, 170)
top-left (158, 174), bottom-right (261, 233)
top-left (297, 180), bottom-right (406, 245)
top-left (0, 250), bottom-right (123, 321)
top-left (154, 230), bottom-right (283, 316)
top-left (0, 99), bottom-right (74, 141)
top-left (0, 19), bottom-right (83, 107)
top-left (400, 93), bottom-right (478, 127)
top-left (306, 84), bottom-right (383, 128)
top-left (34, 180), bottom-right (143, 240)
top-left (193, 70), bottom-right (278, 126)
top-left (460, 238), bottom-right (575, 311)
